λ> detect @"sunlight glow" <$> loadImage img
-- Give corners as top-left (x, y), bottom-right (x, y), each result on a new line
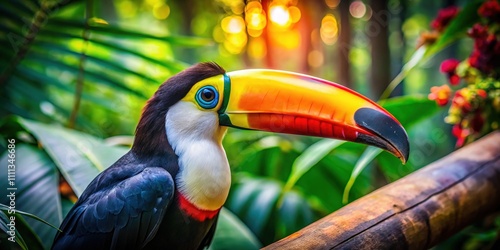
top-left (221, 15), bottom-right (247, 54)
top-left (273, 29), bottom-right (300, 49)
top-left (245, 1), bottom-right (266, 37)
top-left (248, 37), bottom-right (267, 59)
top-left (224, 32), bottom-right (247, 54)
top-left (269, 4), bottom-right (291, 28)
top-left (221, 16), bottom-right (245, 34)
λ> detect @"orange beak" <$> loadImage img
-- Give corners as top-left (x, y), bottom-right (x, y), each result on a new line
top-left (218, 69), bottom-right (409, 163)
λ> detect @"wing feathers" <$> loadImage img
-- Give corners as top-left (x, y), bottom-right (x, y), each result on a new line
top-left (52, 166), bottom-right (174, 250)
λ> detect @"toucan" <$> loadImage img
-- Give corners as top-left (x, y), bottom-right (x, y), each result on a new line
top-left (52, 62), bottom-right (409, 249)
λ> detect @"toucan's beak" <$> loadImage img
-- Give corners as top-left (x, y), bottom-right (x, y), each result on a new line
top-left (218, 69), bottom-right (409, 163)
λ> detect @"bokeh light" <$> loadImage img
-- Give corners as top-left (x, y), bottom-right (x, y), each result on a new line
top-left (213, 26), bottom-right (225, 43)
top-left (216, 0), bottom-right (302, 55)
top-left (221, 15), bottom-right (247, 54)
top-left (325, 0), bottom-right (340, 9)
top-left (246, 1), bottom-right (266, 38)
top-left (230, 1), bottom-right (245, 15)
top-left (362, 5), bottom-right (373, 20)
top-left (349, 1), bottom-right (366, 19)
top-left (116, 1), bottom-right (137, 19)
top-left (153, 3), bottom-right (170, 20)
top-left (191, 15), bottom-right (208, 36)
top-left (221, 15), bottom-right (245, 34)
top-left (224, 32), bottom-right (247, 54)
top-left (320, 14), bottom-right (338, 45)
top-left (308, 50), bottom-right (324, 68)
top-left (289, 6), bottom-right (301, 23)
top-left (269, 4), bottom-right (291, 28)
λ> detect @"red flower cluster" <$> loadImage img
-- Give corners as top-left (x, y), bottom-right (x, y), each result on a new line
top-left (451, 124), bottom-right (469, 147)
top-left (468, 26), bottom-right (500, 74)
top-left (428, 85), bottom-right (451, 106)
top-left (431, 6), bottom-right (460, 32)
top-left (446, 88), bottom-right (488, 147)
top-left (427, 1), bottom-right (500, 148)
top-left (478, 0), bottom-right (500, 23)
top-left (440, 59), bottom-right (460, 85)
top-left (468, 1), bottom-right (500, 75)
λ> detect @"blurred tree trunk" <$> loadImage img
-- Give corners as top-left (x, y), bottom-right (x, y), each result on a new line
top-left (369, 0), bottom-right (390, 99)
top-left (390, 0), bottom-right (406, 97)
top-left (338, 0), bottom-right (352, 88)
top-left (298, 0), bottom-right (315, 74)
top-left (262, 0), bottom-right (275, 69)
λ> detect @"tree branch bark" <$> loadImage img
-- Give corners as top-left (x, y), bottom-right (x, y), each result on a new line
top-left (264, 131), bottom-right (500, 249)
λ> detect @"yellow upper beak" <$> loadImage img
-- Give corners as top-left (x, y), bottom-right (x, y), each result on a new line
top-left (198, 69), bottom-right (409, 163)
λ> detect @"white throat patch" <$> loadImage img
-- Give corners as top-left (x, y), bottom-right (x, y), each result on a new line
top-left (165, 101), bottom-right (230, 211)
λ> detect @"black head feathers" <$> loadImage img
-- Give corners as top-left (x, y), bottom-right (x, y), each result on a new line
top-left (132, 62), bottom-right (226, 157)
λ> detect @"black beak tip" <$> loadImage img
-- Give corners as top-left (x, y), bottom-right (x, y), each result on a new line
top-left (354, 108), bottom-right (410, 164)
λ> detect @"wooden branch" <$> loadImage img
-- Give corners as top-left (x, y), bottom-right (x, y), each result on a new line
top-left (265, 131), bottom-right (500, 250)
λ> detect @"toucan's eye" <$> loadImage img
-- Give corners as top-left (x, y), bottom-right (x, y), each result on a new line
top-left (201, 89), bottom-right (214, 101)
top-left (195, 86), bottom-right (219, 109)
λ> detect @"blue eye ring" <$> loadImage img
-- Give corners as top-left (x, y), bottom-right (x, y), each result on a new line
top-left (195, 86), bottom-right (219, 109)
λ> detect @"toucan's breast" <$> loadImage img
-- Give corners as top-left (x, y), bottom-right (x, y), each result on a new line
top-left (165, 101), bottom-right (231, 211)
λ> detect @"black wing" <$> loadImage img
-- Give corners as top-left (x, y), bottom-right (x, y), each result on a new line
top-left (52, 156), bottom-right (175, 250)
top-left (199, 214), bottom-right (219, 250)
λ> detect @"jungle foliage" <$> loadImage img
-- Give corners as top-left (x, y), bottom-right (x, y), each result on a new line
top-left (0, 0), bottom-right (493, 249)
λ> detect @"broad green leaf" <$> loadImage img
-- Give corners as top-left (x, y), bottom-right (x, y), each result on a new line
top-left (227, 176), bottom-right (315, 245)
top-left (0, 145), bottom-right (59, 249)
top-left (209, 208), bottom-right (261, 250)
top-left (295, 152), bottom-right (370, 213)
top-left (230, 135), bottom-right (299, 180)
top-left (17, 118), bottom-right (128, 196)
top-left (244, 181), bottom-right (281, 235)
top-left (284, 139), bottom-right (345, 191)
top-left (376, 151), bottom-right (417, 182)
top-left (381, 96), bottom-right (440, 129)
top-left (228, 176), bottom-right (263, 214)
top-left (342, 147), bottom-right (383, 204)
top-left (277, 191), bottom-right (314, 238)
